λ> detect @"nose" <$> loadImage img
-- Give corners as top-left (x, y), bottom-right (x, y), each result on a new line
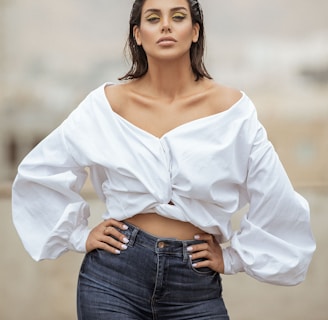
top-left (161, 18), bottom-right (172, 33)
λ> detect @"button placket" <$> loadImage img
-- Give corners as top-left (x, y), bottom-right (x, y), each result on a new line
top-left (159, 139), bottom-right (173, 203)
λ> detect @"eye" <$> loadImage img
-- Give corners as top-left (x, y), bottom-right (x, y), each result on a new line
top-left (172, 12), bottom-right (187, 21)
top-left (146, 14), bottom-right (160, 23)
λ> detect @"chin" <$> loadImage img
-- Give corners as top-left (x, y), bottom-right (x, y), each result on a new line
top-left (147, 50), bottom-right (191, 63)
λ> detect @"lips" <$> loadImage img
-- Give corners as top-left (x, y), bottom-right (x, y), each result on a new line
top-left (156, 36), bottom-right (177, 44)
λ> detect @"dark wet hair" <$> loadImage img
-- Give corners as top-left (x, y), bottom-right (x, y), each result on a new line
top-left (119, 0), bottom-right (212, 81)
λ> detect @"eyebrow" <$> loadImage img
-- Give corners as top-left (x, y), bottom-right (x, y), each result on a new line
top-left (144, 6), bottom-right (188, 15)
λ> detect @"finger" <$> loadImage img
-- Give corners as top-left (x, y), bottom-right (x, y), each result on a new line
top-left (86, 234), bottom-right (120, 254)
top-left (189, 246), bottom-right (224, 273)
top-left (194, 233), bottom-right (214, 243)
top-left (187, 242), bottom-right (209, 254)
top-left (89, 230), bottom-right (128, 254)
top-left (189, 249), bottom-right (218, 270)
top-left (87, 234), bottom-right (124, 255)
top-left (192, 259), bottom-right (211, 269)
top-left (103, 226), bottom-right (129, 245)
top-left (87, 220), bottom-right (130, 254)
top-left (103, 219), bottom-right (128, 231)
top-left (189, 248), bottom-right (209, 259)
top-left (101, 233), bottom-right (129, 251)
top-left (97, 240), bottom-right (122, 255)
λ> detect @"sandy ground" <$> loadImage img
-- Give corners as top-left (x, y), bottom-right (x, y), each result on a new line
top-left (1, 187), bottom-right (327, 320)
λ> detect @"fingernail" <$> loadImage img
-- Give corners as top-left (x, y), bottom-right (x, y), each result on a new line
top-left (187, 246), bottom-right (193, 252)
top-left (121, 244), bottom-right (127, 250)
top-left (122, 224), bottom-right (128, 230)
top-left (194, 235), bottom-right (200, 240)
top-left (115, 250), bottom-right (121, 254)
top-left (123, 237), bottom-right (129, 244)
top-left (192, 263), bottom-right (198, 268)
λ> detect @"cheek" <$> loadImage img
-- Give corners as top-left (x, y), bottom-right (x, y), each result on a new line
top-left (138, 25), bottom-right (157, 46)
top-left (179, 24), bottom-right (197, 42)
top-left (140, 30), bottom-right (153, 44)
top-left (179, 28), bottom-right (196, 48)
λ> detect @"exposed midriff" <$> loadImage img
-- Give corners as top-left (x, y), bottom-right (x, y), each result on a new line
top-left (126, 212), bottom-right (203, 240)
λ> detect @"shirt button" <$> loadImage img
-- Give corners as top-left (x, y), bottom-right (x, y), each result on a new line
top-left (158, 241), bottom-right (165, 248)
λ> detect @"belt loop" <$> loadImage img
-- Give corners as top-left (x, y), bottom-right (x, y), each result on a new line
top-left (127, 223), bottom-right (139, 247)
top-left (182, 241), bottom-right (189, 262)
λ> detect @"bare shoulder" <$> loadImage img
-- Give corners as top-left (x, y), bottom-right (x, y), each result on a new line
top-left (208, 81), bottom-right (243, 113)
top-left (104, 82), bottom-right (132, 112)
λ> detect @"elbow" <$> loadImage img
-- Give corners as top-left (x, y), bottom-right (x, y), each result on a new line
top-left (246, 248), bottom-right (316, 286)
top-left (22, 241), bottom-right (69, 262)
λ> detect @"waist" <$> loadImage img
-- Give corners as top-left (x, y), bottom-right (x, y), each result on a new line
top-left (125, 213), bottom-right (203, 240)
top-left (122, 221), bottom-right (205, 255)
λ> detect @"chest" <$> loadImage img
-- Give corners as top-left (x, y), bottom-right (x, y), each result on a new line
top-left (112, 91), bottom-right (225, 139)
top-left (131, 106), bottom-right (217, 139)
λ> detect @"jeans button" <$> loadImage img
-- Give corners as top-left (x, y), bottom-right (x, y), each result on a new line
top-left (158, 241), bottom-right (165, 248)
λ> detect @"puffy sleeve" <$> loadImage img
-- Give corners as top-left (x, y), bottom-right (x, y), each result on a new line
top-left (12, 123), bottom-right (91, 261)
top-left (222, 121), bottom-right (316, 285)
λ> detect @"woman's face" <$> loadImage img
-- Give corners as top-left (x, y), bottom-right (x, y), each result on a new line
top-left (134, 0), bottom-right (199, 61)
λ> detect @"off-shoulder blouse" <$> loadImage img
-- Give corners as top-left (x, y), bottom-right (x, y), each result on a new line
top-left (12, 82), bottom-right (315, 285)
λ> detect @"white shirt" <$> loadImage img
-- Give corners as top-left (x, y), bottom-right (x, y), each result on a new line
top-left (12, 83), bottom-right (315, 285)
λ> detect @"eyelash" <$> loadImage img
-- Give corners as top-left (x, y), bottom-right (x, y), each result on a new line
top-left (146, 13), bottom-right (187, 23)
top-left (147, 15), bottom-right (160, 23)
top-left (173, 14), bottom-right (186, 21)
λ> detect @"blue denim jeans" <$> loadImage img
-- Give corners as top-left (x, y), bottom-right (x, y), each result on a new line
top-left (77, 222), bottom-right (229, 319)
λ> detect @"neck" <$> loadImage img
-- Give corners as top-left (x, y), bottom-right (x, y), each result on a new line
top-left (140, 56), bottom-right (198, 100)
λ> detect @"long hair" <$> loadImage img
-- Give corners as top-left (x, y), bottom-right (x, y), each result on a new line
top-left (119, 0), bottom-right (212, 81)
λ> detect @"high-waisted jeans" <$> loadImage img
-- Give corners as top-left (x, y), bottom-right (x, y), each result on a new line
top-left (77, 222), bottom-right (230, 319)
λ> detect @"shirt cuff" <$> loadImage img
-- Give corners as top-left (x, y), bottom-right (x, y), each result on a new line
top-left (69, 226), bottom-right (91, 253)
top-left (222, 246), bottom-right (245, 275)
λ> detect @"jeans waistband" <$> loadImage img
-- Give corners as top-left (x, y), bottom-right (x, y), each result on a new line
top-left (123, 221), bottom-right (204, 261)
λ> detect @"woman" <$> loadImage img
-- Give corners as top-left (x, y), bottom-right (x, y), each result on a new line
top-left (12, 0), bottom-right (315, 319)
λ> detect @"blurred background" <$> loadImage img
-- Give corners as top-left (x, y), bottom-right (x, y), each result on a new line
top-left (0, 0), bottom-right (327, 319)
